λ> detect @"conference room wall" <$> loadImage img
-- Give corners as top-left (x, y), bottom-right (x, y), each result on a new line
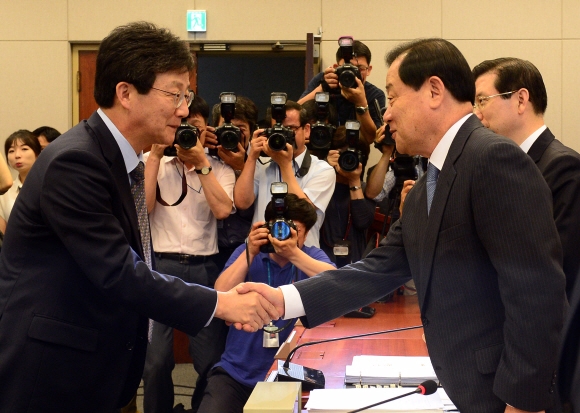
top-left (0, 0), bottom-right (579, 163)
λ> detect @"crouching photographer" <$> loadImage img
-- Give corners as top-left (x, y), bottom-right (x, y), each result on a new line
top-left (195, 190), bottom-right (335, 413)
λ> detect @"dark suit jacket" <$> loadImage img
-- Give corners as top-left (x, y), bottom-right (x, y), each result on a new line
top-left (0, 112), bottom-right (217, 413)
top-left (294, 115), bottom-right (566, 413)
top-left (527, 128), bottom-right (580, 298)
top-left (559, 268), bottom-right (580, 410)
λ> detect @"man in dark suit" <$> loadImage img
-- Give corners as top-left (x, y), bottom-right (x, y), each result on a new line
top-left (239, 39), bottom-right (566, 413)
top-left (0, 22), bottom-right (277, 413)
top-left (473, 57), bottom-right (580, 298)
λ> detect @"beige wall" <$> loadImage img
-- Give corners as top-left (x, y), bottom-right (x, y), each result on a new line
top-left (1, 0), bottom-right (579, 171)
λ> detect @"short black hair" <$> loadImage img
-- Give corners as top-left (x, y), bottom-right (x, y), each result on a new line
top-left (32, 126), bottom-right (61, 143)
top-left (265, 100), bottom-right (308, 127)
top-left (472, 58), bottom-right (547, 115)
top-left (264, 193), bottom-right (317, 232)
top-left (385, 38), bottom-right (475, 104)
top-left (5, 130), bottom-right (41, 158)
top-left (336, 40), bottom-right (372, 64)
top-left (94, 21), bottom-right (194, 108)
top-left (211, 95), bottom-right (259, 134)
top-left (187, 95), bottom-right (210, 123)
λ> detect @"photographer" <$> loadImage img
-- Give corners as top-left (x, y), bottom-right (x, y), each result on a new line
top-left (197, 193), bottom-right (335, 413)
top-left (143, 95), bottom-right (234, 413)
top-left (234, 99), bottom-right (335, 248)
top-left (206, 95), bottom-right (259, 271)
top-left (322, 126), bottom-right (375, 266)
top-left (298, 39), bottom-right (385, 145)
top-left (301, 92), bottom-right (338, 161)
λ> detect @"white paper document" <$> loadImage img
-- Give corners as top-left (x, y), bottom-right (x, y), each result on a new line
top-left (305, 387), bottom-right (444, 412)
top-left (345, 356), bottom-right (438, 387)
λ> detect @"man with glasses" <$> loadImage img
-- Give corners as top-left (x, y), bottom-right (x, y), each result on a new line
top-left (234, 101), bottom-right (336, 248)
top-left (299, 40), bottom-right (385, 144)
top-left (473, 57), bottom-right (580, 299)
top-left (0, 22), bottom-right (278, 412)
top-left (142, 95), bottom-right (235, 413)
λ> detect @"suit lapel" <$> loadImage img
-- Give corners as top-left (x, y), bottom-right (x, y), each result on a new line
top-left (527, 128), bottom-right (555, 163)
top-left (85, 112), bottom-right (143, 256)
top-left (416, 115), bottom-right (481, 309)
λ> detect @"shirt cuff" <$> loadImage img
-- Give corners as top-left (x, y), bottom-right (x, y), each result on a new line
top-left (279, 284), bottom-right (306, 320)
top-left (206, 296), bottom-right (218, 327)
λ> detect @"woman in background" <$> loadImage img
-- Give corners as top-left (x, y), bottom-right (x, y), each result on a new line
top-left (0, 130), bottom-right (41, 234)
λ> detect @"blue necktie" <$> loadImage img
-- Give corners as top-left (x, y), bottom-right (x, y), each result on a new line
top-left (130, 161), bottom-right (154, 341)
top-left (426, 163), bottom-right (440, 215)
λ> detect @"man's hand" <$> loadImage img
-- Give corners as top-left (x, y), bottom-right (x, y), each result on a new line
top-left (327, 149), bottom-right (363, 182)
top-left (269, 227), bottom-right (300, 260)
top-left (236, 282), bottom-right (285, 318)
top-left (341, 76), bottom-right (367, 107)
top-left (247, 131), bottom-right (266, 162)
top-left (323, 64), bottom-right (339, 89)
top-left (216, 285), bottom-right (280, 332)
top-left (176, 135), bottom-right (209, 169)
top-left (247, 221), bottom-right (270, 257)
top-left (399, 179), bottom-right (415, 216)
top-left (149, 144), bottom-right (168, 160)
top-left (203, 126), bottom-right (218, 150)
top-left (264, 141), bottom-right (294, 167)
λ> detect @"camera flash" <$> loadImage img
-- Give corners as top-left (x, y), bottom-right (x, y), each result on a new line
top-left (315, 92), bottom-right (330, 103)
top-left (345, 120), bottom-right (361, 130)
top-left (271, 92), bottom-right (287, 105)
top-left (220, 92), bottom-right (236, 104)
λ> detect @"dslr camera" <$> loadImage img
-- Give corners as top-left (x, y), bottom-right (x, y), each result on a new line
top-left (214, 92), bottom-right (241, 153)
top-left (262, 93), bottom-right (295, 151)
top-left (338, 120), bottom-right (364, 172)
top-left (164, 118), bottom-right (200, 157)
top-left (334, 36), bottom-right (362, 90)
top-left (308, 92), bottom-right (336, 151)
top-left (260, 182), bottom-right (297, 254)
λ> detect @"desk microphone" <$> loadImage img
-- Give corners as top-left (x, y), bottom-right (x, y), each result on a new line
top-left (277, 325), bottom-right (423, 391)
top-left (347, 379), bottom-right (438, 413)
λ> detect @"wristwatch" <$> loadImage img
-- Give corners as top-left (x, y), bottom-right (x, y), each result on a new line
top-left (195, 166), bottom-right (212, 175)
top-left (355, 105), bottom-right (369, 115)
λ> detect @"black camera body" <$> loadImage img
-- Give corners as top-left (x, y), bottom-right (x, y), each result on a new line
top-left (373, 123), bottom-right (396, 151)
top-left (334, 36), bottom-right (362, 90)
top-left (164, 119), bottom-right (200, 157)
top-left (338, 120), bottom-right (363, 172)
top-left (263, 93), bottom-right (295, 152)
top-left (308, 92), bottom-right (336, 151)
top-left (260, 182), bottom-right (296, 254)
top-left (214, 92), bottom-right (241, 153)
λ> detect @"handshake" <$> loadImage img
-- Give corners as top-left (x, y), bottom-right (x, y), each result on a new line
top-left (215, 282), bottom-right (286, 332)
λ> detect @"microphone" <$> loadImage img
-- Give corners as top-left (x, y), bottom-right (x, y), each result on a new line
top-left (277, 325), bottom-right (422, 391)
top-left (347, 379), bottom-right (439, 413)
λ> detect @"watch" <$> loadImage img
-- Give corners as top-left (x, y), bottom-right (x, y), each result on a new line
top-left (195, 166), bottom-right (212, 175)
top-left (355, 105), bottom-right (369, 115)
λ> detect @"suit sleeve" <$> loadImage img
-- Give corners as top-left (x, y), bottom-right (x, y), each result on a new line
top-left (294, 218), bottom-right (412, 328)
top-left (40, 149), bottom-right (217, 336)
top-left (471, 140), bottom-right (565, 410)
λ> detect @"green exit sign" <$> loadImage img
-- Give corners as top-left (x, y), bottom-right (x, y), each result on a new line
top-left (187, 10), bottom-right (207, 32)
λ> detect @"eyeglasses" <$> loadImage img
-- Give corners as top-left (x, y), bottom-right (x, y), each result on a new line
top-left (286, 125), bottom-right (303, 132)
top-left (355, 65), bottom-right (369, 73)
top-left (473, 90), bottom-right (517, 110)
top-left (151, 87), bottom-right (194, 108)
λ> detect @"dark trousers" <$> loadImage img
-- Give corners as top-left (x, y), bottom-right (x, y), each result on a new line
top-left (196, 367), bottom-right (254, 413)
top-left (142, 256), bottom-right (228, 413)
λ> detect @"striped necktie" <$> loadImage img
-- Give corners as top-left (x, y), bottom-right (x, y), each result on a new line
top-left (426, 163), bottom-right (439, 215)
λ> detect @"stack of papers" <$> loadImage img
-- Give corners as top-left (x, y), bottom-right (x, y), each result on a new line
top-left (345, 356), bottom-right (438, 387)
top-left (305, 387), bottom-right (444, 412)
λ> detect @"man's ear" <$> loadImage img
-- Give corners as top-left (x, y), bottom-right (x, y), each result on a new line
top-left (427, 76), bottom-right (445, 109)
top-left (516, 88), bottom-right (530, 115)
top-left (116, 82), bottom-right (133, 110)
top-left (302, 123), bottom-right (311, 139)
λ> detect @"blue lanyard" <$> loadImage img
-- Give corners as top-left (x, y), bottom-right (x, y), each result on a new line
top-left (265, 259), bottom-right (296, 287)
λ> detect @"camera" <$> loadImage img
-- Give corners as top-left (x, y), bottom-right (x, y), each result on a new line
top-left (334, 36), bottom-right (362, 90)
top-left (262, 93), bottom-right (295, 152)
top-left (164, 118), bottom-right (200, 157)
top-left (338, 120), bottom-right (363, 172)
top-left (214, 92), bottom-right (241, 152)
top-left (260, 182), bottom-right (296, 254)
top-left (308, 92), bottom-right (336, 151)
top-left (373, 123), bottom-right (396, 151)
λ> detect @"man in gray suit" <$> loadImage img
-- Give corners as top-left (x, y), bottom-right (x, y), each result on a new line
top-left (239, 39), bottom-right (566, 413)
top-left (472, 57), bottom-right (580, 299)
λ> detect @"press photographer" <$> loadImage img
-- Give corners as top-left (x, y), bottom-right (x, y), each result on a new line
top-left (302, 91), bottom-right (338, 160)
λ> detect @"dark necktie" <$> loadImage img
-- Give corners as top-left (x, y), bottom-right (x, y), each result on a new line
top-left (426, 163), bottom-right (440, 215)
top-left (130, 161), bottom-right (154, 341)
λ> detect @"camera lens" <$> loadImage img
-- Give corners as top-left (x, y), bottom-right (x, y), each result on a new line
top-left (268, 132), bottom-right (287, 151)
top-left (310, 125), bottom-right (332, 150)
top-left (339, 70), bottom-right (357, 88)
top-left (220, 129), bottom-right (239, 151)
top-left (338, 150), bottom-right (359, 172)
top-left (176, 128), bottom-right (198, 149)
top-left (271, 220), bottom-right (291, 241)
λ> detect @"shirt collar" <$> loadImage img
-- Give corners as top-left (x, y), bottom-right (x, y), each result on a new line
top-left (520, 125), bottom-right (547, 154)
top-left (97, 108), bottom-right (143, 173)
top-left (428, 113), bottom-right (472, 171)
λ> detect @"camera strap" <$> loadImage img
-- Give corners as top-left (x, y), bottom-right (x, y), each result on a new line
top-left (295, 149), bottom-right (312, 178)
top-left (156, 163), bottom-right (188, 206)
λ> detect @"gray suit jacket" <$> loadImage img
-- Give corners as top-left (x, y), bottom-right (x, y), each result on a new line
top-left (294, 115), bottom-right (565, 413)
top-left (0, 112), bottom-right (217, 413)
top-left (528, 128), bottom-right (580, 297)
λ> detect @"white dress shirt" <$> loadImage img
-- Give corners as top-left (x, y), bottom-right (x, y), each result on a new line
top-left (0, 176), bottom-right (22, 222)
